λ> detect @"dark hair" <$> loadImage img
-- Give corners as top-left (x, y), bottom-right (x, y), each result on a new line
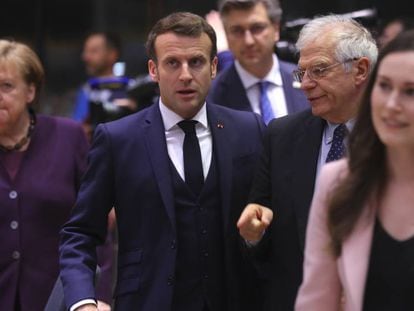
top-left (327, 29), bottom-right (414, 257)
top-left (85, 31), bottom-right (122, 55)
top-left (146, 12), bottom-right (217, 62)
top-left (218, 0), bottom-right (282, 24)
top-left (0, 39), bottom-right (44, 104)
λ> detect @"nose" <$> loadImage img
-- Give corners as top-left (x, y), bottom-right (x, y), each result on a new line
top-left (243, 30), bottom-right (255, 45)
top-left (300, 72), bottom-right (317, 91)
top-left (179, 63), bottom-right (192, 83)
top-left (385, 90), bottom-right (402, 110)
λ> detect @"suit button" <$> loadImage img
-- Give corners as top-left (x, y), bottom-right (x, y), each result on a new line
top-left (203, 274), bottom-right (209, 279)
top-left (167, 276), bottom-right (174, 286)
top-left (9, 190), bottom-right (18, 199)
top-left (12, 251), bottom-right (20, 260)
top-left (10, 221), bottom-right (18, 230)
top-left (201, 229), bottom-right (207, 235)
top-left (204, 252), bottom-right (209, 257)
top-left (170, 240), bottom-right (176, 250)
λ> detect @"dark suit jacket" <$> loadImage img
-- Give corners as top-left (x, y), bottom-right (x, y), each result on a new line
top-left (208, 60), bottom-right (308, 114)
top-left (249, 109), bottom-right (326, 311)
top-left (0, 115), bottom-right (88, 311)
top-left (59, 102), bottom-right (265, 311)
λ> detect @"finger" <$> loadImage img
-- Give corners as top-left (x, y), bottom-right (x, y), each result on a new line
top-left (237, 204), bottom-right (259, 228)
top-left (260, 207), bottom-right (274, 226)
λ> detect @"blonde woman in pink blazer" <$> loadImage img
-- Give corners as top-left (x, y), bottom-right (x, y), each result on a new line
top-left (296, 30), bottom-right (414, 311)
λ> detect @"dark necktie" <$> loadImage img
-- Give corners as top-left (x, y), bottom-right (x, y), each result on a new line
top-left (258, 81), bottom-right (275, 125)
top-left (326, 124), bottom-right (348, 162)
top-left (178, 120), bottom-right (204, 196)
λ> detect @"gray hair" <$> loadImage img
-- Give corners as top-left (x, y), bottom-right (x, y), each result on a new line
top-left (218, 0), bottom-right (282, 24)
top-left (296, 14), bottom-right (378, 72)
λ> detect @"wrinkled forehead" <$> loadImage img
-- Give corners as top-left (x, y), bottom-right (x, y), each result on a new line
top-left (298, 34), bottom-right (338, 66)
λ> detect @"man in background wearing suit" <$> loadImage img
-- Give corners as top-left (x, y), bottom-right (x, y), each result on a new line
top-left (59, 12), bottom-right (265, 311)
top-left (208, 0), bottom-right (308, 124)
top-left (237, 15), bottom-right (378, 310)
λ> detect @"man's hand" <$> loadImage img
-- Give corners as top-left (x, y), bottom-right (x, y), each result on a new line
top-left (237, 203), bottom-right (273, 243)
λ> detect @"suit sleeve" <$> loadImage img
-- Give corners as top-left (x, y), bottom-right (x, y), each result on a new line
top-left (295, 162), bottom-right (344, 310)
top-left (248, 122), bottom-right (272, 207)
top-left (59, 124), bottom-right (115, 308)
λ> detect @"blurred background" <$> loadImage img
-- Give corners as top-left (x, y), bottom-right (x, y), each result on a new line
top-left (1, 0), bottom-right (411, 116)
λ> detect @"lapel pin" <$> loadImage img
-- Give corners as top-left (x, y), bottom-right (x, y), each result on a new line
top-left (217, 122), bottom-right (224, 129)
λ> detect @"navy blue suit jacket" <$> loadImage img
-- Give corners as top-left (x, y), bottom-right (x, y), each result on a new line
top-left (59, 103), bottom-right (265, 311)
top-left (208, 60), bottom-right (308, 114)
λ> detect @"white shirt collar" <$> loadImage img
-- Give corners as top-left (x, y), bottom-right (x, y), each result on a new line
top-left (158, 99), bottom-right (209, 131)
top-left (234, 54), bottom-right (283, 90)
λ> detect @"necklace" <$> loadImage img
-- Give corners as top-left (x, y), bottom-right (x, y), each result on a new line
top-left (0, 109), bottom-right (36, 152)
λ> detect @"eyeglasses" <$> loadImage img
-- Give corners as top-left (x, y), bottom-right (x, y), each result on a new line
top-left (227, 23), bottom-right (270, 38)
top-left (292, 58), bottom-right (357, 83)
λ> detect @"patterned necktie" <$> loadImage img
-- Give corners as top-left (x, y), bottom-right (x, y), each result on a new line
top-left (326, 124), bottom-right (348, 162)
top-left (178, 120), bottom-right (204, 196)
top-left (258, 81), bottom-right (275, 125)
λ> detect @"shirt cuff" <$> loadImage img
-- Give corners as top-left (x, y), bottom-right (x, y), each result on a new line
top-left (70, 299), bottom-right (97, 311)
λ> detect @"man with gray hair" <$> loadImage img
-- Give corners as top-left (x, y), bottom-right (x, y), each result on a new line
top-left (237, 14), bottom-right (378, 310)
top-left (208, 0), bottom-right (308, 125)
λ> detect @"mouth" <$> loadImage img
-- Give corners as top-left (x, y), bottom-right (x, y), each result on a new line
top-left (382, 117), bottom-right (408, 128)
top-left (176, 89), bottom-right (197, 99)
top-left (242, 49), bottom-right (259, 57)
top-left (307, 95), bottom-right (325, 103)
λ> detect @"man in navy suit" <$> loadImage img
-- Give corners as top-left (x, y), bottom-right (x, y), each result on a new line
top-left (59, 12), bottom-right (265, 311)
top-left (208, 0), bottom-right (308, 124)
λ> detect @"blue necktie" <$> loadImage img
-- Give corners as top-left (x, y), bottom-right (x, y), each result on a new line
top-left (258, 81), bottom-right (275, 125)
top-left (326, 124), bottom-right (348, 162)
top-left (178, 120), bottom-right (204, 196)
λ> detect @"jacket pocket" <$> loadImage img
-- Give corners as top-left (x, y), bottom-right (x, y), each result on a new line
top-left (114, 277), bottom-right (140, 296)
top-left (118, 249), bottom-right (143, 267)
top-left (115, 249), bottom-right (143, 296)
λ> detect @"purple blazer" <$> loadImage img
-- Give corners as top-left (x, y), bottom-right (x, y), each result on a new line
top-left (0, 115), bottom-right (89, 311)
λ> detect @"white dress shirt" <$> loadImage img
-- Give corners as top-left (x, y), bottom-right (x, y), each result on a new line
top-left (159, 99), bottom-right (212, 180)
top-left (234, 54), bottom-right (288, 118)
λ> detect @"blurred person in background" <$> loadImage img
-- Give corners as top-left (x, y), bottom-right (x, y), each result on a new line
top-left (73, 31), bottom-right (136, 139)
top-left (296, 29), bottom-right (414, 311)
top-left (377, 17), bottom-right (414, 49)
top-left (208, 0), bottom-right (308, 125)
top-left (0, 39), bottom-right (88, 311)
top-left (205, 10), bottom-right (234, 72)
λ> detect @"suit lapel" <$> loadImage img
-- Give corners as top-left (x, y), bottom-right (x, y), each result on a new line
top-left (207, 105), bottom-right (232, 232)
top-left (143, 104), bottom-right (176, 234)
top-left (223, 65), bottom-right (252, 112)
top-left (280, 62), bottom-right (299, 114)
top-left (291, 113), bottom-right (325, 250)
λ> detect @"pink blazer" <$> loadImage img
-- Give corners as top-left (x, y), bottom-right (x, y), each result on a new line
top-left (295, 160), bottom-right (376, 311)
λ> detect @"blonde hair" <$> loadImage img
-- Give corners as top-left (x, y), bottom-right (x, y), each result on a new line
top-left (0, 39), bottom-right (44, 104)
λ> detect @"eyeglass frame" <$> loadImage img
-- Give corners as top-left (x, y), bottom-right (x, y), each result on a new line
top-left (226, 22), bottom-right (271, 39)
top-left (292, 58), bottom-right (359, 83)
